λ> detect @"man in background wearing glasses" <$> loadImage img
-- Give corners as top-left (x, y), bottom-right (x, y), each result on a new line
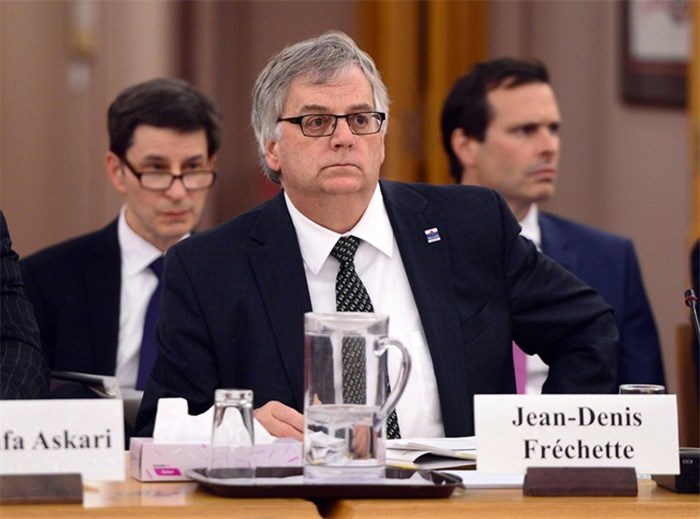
top-left (136, 32), bottom-right (617, 441)
top-left (20, 78), bottom-right (221, 402)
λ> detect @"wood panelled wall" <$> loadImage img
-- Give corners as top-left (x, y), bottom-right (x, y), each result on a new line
top-left (358, 0), bottom-right (488, 185)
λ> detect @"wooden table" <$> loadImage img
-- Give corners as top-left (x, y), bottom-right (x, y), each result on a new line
top-left (1, 459), bottom-right (697, 518)
top-left (0, 470), bottom-right (321, 518)
top-left (323, 480), bottom-right (700, 518)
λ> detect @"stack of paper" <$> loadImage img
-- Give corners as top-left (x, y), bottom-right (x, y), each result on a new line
top-left (386, 437), bottom-right (477, 470)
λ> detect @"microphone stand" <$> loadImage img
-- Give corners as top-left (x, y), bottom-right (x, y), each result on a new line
top-left (684, 289), bottom-right (700, 345)
top-left (684, 288), bottom-right (700, 406)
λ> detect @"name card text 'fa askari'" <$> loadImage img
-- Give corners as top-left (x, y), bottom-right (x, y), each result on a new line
top-left (0, 399), bottom-right (125, 481)
top-left (474, 395), bottom-right (679, 475)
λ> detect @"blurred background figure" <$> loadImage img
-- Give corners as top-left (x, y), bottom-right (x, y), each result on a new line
top-left (19, 78), bottom-right (222, 406)
top-left (1, 210), bottom-right (49, 399)
top-left (441, 57), bottom-right (665, 393)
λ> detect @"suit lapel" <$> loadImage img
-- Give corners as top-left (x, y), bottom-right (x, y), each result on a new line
top-left (381, 182), bottom-right (467, 435)
top-left (84, 221), bottom-right (121, 374)
top-left (247, 193), bottom-right (311, 408)
top-left (243, 185), bottom-right (469, 424)
top-left (540, 212), bottom-right (578, 273)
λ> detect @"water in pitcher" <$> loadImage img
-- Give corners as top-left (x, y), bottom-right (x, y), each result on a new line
top-left (304, 403), bottom-right (384, 481)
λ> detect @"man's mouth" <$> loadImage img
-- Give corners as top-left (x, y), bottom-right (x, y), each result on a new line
top-left (161, 209), bottom-right (190, 218)
top-left (527, 165), bottom-right (556, 178)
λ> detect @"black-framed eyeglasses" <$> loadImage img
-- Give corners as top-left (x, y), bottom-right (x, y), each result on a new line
top-left (277, 111), bottom-right (386, 137)
top-left (120, 158), bottom-right (217, 192)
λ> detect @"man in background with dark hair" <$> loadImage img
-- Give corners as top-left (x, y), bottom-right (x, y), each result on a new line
top-left (441, 57), bottom-right (664, 393)
top-left (1, 210), bottom-right (49, 399)
top-left (20, 78), bottom-right (222, 397)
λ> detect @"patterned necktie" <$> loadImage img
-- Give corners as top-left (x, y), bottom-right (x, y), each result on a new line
top-left (136, 256), bottom-right (164, 390)
top-left (330, 235), bottom-right (401, 439)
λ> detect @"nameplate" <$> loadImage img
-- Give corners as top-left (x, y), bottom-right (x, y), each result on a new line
top-left (474, 395), bottom-right (679, 475)
top-left (0, 399), bottom-right (125, 481)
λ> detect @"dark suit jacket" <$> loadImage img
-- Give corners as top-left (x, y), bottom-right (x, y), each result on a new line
top-left (539, 212), bottom-right (665, 386)
top-left (1, 211), bottom-right (50, 399)
top-left (136, 182), bottom-right (618, 437)
top-left (20, 220), bottom-right (121, 375)
top-left (692, 239), bottom-right (699, 399)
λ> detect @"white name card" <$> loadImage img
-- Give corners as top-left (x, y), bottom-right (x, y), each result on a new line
top-left (0, 399), bottom-right (125, 481)
top-left (474, 394), bottom-right (679, 475)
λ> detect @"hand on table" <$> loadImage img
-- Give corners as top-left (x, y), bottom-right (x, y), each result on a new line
top-left (254, 400), bottom-right (304, 441)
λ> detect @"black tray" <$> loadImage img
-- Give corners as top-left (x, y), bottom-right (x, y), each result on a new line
top-left (187, 466), bottom-right (462, 498)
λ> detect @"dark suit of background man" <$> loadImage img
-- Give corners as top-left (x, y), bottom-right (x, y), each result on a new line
top-left (20, 78), bottom-right (222, 394)
top-left (441, 58), bottom-right (664, 393)
top-left (692, 239), bottom-right (699, 400)
top-left (136, 31), bottom-right (618, 440)
top-left (1, 210), bottom-right (49, 399)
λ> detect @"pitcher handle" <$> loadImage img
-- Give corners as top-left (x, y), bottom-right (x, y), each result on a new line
top-left (372, 337), bottom-right (412, 430)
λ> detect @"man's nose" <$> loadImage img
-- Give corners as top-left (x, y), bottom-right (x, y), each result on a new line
top-left (538, 128), bottom-right (559, 155)
top-left (330, 117), bottom-right (355, 145)
top-left (165, 175), bottom-right (188, 198)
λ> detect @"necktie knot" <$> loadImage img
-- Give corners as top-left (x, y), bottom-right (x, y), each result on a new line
top-left (330, 235), bottom-right (360, 265)
top-left (149, 256), bottom-right (164, 279)
top-left (331, 235), bottom-right (372, 313)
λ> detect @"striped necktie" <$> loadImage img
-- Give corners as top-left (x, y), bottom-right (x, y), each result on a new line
top-left (330, 235), bottom-right (401, 439)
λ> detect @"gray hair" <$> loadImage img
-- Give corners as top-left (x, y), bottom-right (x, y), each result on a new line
top-left (251, 31), bottom-right (390, 183)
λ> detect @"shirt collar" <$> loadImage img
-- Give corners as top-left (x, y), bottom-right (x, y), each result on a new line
top-left (518, 203), bottom-right (542, 250)
top-left (284, 184), bottom-right (395, 275)
top-left (117, 206), bottom-right (167, 276)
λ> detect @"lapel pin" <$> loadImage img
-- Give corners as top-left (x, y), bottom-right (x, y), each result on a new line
top-left (424, 227), bottom-right (441, 243)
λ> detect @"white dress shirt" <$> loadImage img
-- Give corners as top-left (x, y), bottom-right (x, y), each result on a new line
top-left (518, 204), bottom-right (549, 394)
top-left (115, 207), bottom-right (166, 389)
top-left (285, 186), bottom-right (445, 438)
top-left (518, 203), bottom-right (541, 251)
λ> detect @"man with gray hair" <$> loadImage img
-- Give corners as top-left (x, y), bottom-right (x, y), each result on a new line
top-left (136, 31), bottom-right (618, 440)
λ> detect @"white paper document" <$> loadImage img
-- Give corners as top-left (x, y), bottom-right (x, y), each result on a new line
top-left (386, 437), bottom-right (477, 470)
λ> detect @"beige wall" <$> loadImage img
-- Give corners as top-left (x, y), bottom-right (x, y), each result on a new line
top-left (0, 1), bottom-right (356, 241)
top-left (1, 0), bottom-right (179, 253)
top-left (1, 1), bottom-right (692, 394)
top-left (184, 1), bottom-right (357, 226)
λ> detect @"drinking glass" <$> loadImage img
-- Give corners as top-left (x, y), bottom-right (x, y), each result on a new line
top-left (207, 388), bottom-right (255, 479)
top-left (619, 384), bottom-right (666, 395)
top-left (619, 384), bottom-right (666, 479)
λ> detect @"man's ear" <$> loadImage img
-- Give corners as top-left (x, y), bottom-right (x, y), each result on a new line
top-left (450, 128), bottom-right (481, 172)
top-left (105, 151), bottom-right (127, 194)
top-left (209, 153), bottom-right (218, 170)
top-left (264, 140), bottom-right (281, 173)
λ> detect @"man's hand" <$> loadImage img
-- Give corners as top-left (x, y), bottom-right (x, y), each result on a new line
top-left (254, 400), bottom-right (304, 441)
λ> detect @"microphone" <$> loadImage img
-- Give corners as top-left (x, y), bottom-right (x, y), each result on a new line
top-left (685, 289), bottom-right (700, 345)
top-left (651, 290), bottom-right (700, 494)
